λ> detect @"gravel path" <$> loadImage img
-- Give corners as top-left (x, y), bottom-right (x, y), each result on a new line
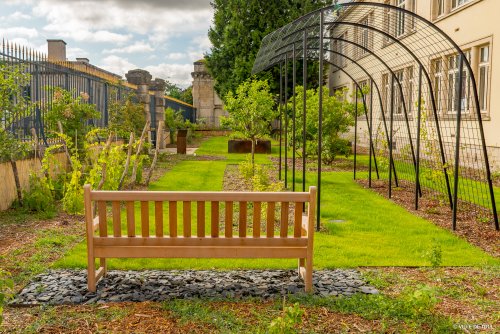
top-left (12, 269), bottom-right (378, 306)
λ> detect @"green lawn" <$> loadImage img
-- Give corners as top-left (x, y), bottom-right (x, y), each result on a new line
top-left (55, 136), bottom-right (498, 270)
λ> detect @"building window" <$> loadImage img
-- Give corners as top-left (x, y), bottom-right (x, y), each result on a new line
top-left (337, 32), bottom-right (347, 67)
top-left (447, 51), bottom-right (471, 114)
top-left (407, 66), bottom-right (414, 114)
top-left (394, 69), bottom-right (404, 115)
top-left (357, 16), bottom-right (370, 57)
top-left (432, 59), bottom-right (443, 110)
top-left (437, 0), bottom-right (445, 16)
top-left (383, 0), bottom-right (391, 43)
top-left (382, 73), bottom-right (389, 113)
top-left (478, 45), bottom-right (490, 112)
top-left (396, 0), bottom-right (406, 37)
top-left (452, 0), bottom-right (471, 10)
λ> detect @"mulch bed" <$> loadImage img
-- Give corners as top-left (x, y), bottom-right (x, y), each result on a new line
top-left (270, 156), bottom-right (368, 172)
top-left (357, 179), bottom-right (499, 257)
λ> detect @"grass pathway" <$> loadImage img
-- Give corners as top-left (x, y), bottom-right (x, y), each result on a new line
top-left (55, 137), bottom-right (498, 270)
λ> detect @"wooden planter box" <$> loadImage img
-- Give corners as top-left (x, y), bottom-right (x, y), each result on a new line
top-left (228, 139), bottom-right (271, 154)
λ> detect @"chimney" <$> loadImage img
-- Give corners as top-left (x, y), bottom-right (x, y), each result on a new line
top-left (47, 39), bottom-right (66, 61)
top-left (76, 57), bottom-right (89, 64)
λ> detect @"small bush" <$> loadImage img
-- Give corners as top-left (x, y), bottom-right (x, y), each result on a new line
top-left (0, 269), bottom-right (13, 325)
top-left (268, 301), bottom-right (304, 334)
top-left (22, 174), bottom-right (56, 217)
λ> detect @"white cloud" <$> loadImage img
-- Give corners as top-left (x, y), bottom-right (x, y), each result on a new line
top-left (0, 27), bottom-right (38, 39)
top-left (191, 34), bottom-right (212, 50)
top-left (144, 63), bottom-right (193, 88)
top-left (103, 41), bottom-right (154, 54)
top-left (0, 11), bottom-right (31, 21)
top-left (66, 46), bottom-right (89, 60)
top-left (98, 55), bottom-right (137, 77)
top-left (32, 0), bottom-right (212, 45)
top-left (166, 52), bottom-right (186, 61)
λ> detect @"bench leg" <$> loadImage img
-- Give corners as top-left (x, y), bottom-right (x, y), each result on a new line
top-left (88, 257), bottom-right (96, 292)
top-left (100, 258), bottom-right (107, 277)
top-left (305, 255), bottom-right (313, 293)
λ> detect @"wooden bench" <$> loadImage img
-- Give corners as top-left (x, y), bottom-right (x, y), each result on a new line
top-left (83, 184), bottom-right (317, 292)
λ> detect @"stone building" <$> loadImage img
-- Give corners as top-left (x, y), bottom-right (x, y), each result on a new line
top-left (191, 59), bottom-right (226, 127)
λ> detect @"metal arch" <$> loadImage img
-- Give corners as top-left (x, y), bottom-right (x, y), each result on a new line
top-left (271, 45), bottom-right (402, 187)
top-left (327, 36), bottom-right (422, 197)
top-left (252, 1), bottom-right (499, 231)
top-left (276, 18), bottom-right (454, 209)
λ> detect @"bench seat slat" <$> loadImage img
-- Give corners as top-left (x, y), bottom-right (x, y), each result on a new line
top-left (91, 191), bottom-right (310, 202)
top-left (94, 236), bottom-right (308, 247)
top-left (94, 246), bottom-right (307, 259)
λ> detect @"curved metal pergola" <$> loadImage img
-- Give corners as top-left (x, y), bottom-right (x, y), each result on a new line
top-left (252, 1), bottom-right (499, 231)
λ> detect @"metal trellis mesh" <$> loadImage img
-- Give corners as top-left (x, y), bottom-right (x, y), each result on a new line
top-left (252, 2), bottom-right (498, 231)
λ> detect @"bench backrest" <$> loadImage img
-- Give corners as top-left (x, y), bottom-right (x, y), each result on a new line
top-left (84, 185), bottom-right (317, 239)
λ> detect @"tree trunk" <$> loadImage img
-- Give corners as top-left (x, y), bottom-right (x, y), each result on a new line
top-left (130, 121), bottom-right (150, 187)
top-left (145, 121), bottom-right (164, 186)
top-left (251, 138), bottom-right (256, 176)
top-left (57, 121), bottom-right (74, 170)
top-left (10, 159), bottom-right (22, 204)
top-left (118, 132), bottom-right (135, 190)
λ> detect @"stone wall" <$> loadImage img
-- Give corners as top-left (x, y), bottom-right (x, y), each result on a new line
top-left (191, 60), bottom-right (227, 127)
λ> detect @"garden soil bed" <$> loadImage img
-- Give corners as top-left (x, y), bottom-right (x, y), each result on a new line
top-left (357, 179), bottom-right (499, 257)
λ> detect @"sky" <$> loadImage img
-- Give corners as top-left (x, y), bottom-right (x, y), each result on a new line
top-left (0, 0), bottom-right (214, 88)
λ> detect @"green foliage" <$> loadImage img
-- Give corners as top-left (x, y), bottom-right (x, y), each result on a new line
top-left (0, 269), bottom-right (13, 325)
top-left (206, 0), bottom-right (330, 98)
top-left (46, 87), bottom-right (100, 153)
top-left (268, 301), bottom-right (304, 334)
top-left (223, 78), bottom-right (277, 167)
top-left (422, 238), bottom-right (443, 267)
top-left (288, 86), bottom-right (355, 164)
top-left (165, 107), bottom-right (198, 143)
top-left (62, 155), bottom-right (83, 214)
top-left (86, 143), bottom-right (127, 190)
top-left (180, 86), bottom-right (193, 105)
top-left (0, 63), bottom-right (31, 162)
top-left (21, 173), bottom-right (56, 217)
top-left (108, 92), bottom-right (146, 138)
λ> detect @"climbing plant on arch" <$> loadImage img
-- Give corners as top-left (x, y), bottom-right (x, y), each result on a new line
top-left (252, 1), bottom-right (499, 231)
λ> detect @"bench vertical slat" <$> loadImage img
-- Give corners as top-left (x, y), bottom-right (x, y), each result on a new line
top-left (97, 201), bottom-right (107, 237)
top-left (239, 201), bottom-right (247, 237)
top-left (141, 201), bottom-right (149, 237)
top-left (294, 202), bottom-right (303, 237)
top-left (155, 201), bottom-right (164, 237)
top-left (266, 202), bottom-right (275, 238)
top-left (280, 202), bottom-right (289, 237)
top-left (211, 201), bottom-right (219, 237)
top-left (112, 201), bottom-right (121, 237)
top-left (253, 202), bottom-right (261, 238)
top-left (183, 201), bottom-right (191, 237)
top-left (169, 201), bottom-right (177, 237)
top-left (225, 201), bottom-right (233, 238)
top-left (126, 201), bottom-right (135, 237)
top-left (197, 201), bottom-right (205, 237)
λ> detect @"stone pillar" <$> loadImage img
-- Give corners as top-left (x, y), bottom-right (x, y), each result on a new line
top-left (125, 69), bottom-right (152, 141)
top-left (150, 78), bottom-right (167, 149)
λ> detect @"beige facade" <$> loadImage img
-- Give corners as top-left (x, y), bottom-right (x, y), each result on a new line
top-left (329, 0), bottom-right (499, 169)
top-left (191, 60), bottom-right (226, 127)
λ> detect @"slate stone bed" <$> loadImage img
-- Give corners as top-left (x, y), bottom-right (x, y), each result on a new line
top-left (11, 269), bottom-right (379, 306)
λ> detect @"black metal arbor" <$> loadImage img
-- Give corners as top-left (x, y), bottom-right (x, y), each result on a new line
top-left (252, 2), bottom-right (499, 231)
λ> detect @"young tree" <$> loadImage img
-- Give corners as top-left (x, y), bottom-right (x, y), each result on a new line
top-left (222, 78), bottom-right (277, 170)
top-left (108, 92), bottom-right (146, 139)
top-left (206, 0), bottom-right (330, 98)
top-left (287, 86), bottom-right (356, 164)
top-left (0, 63), bottom-right (31, 203)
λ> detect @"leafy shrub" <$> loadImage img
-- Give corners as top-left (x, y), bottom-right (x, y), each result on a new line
top-left (22, 174), bottom-right (56, 217)
top-left (62, 156), bottom-right (84, 214)
top-left (0, 269), bottom-right (13, 325)
top-left (268, 302), bottom-right (304, 334)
